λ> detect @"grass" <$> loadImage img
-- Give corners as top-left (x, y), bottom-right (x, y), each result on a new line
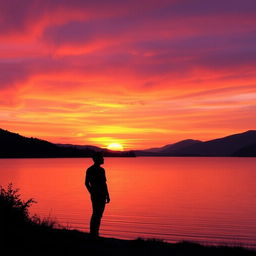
top-left (2, 184), bottom-right (256, 255)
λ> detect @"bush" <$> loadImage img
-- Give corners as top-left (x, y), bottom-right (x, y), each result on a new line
top-left (31, 214), bottom-right (59, 229)
top-left (0, 183), bottom-right (36, 228)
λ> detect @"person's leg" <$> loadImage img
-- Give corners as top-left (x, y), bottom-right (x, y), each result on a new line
top-left (90, 198), bottom-right (106, 237)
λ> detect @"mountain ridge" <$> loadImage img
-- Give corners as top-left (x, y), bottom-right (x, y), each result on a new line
top-left (0, 128), bottom-right (135, 158)
top-left (1, 128), bottom-right (256, 157)
top-left (135, 130), bottom-right (256, 157)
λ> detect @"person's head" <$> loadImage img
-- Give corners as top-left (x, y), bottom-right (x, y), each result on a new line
top-left (92, 151), bottom-right (104, 165)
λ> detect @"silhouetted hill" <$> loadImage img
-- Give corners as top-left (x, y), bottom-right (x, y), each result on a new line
top-left (56, 143), bottom-right (102, 151)
top-left (1, 128), bottom-right (255, 158)
top-left (233, 142), bottom-right (256, 157)
top-left (153, 139), bottom-right (202, 153)
top-left (136, 131), bottom-right (256, 157)
top-left (179, 130), bottom-right (256, 156)
top-left (136, 139), bottom-right (202, 156)
top-left (0, 129), bottom-right (135, 158)
top-left (0, 128), bottom-right (93, 158)
top-left (56, 143), bottom-right (135, 157)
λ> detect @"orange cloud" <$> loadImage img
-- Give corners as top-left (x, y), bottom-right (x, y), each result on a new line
top-left (1, 0), bottom-right (256, 149)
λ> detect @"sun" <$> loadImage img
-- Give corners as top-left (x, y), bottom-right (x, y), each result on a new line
top-left (107, 143), bottom-right (124, 151)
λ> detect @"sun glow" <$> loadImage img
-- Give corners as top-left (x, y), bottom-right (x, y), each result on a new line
top-left (107, 143), bottom-right (124, 151)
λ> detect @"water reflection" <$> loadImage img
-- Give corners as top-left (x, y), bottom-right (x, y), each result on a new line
top-left (0, 157), bottom-right (256, 247)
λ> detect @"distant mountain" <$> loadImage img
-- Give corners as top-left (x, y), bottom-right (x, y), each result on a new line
top-left (136, 139), bottom-right (202, 156)
top-left (0, 128), bottom-right (93, 158)
top-left (232, 142), bottom-right (256, 157)
top-left (135, 131), bottom-right (256, 157)
top-left (178, 130), bottom-right (256, 157)
top-left (56, 143), bottom-right (102, 152)
top-left (55, 144), bottom-right (136, 157)
top-left (0, 129), bottom-right (135, 158)
top-left (1, 128), bottom-right (255, 158)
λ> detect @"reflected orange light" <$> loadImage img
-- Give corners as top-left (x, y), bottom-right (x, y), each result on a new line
top-left (1, 157), bottom-right (256, 245)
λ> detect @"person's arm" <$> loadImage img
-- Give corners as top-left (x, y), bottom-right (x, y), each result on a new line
top-left (105, 183), bottom-right (110, 203)
top-left (103, 168), bottom-right (110, 203)
top-left (85, 169), bottom-right (92, 194)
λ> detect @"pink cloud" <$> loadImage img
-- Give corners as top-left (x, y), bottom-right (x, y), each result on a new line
top-left (1, 0), bottom-right (256, 147)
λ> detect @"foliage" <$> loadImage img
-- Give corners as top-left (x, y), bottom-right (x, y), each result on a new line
top-left (0, 183), bottom-right (36, 226)
top-left (31, 214), bottom-right (58, 229)
top-left (0, 183), bottom-right (59, 231)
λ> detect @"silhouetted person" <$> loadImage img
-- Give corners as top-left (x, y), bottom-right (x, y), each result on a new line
top-left (85, 152), bottom-right (110, 237)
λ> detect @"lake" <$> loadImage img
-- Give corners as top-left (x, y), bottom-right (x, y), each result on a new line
top-left (1, 157), bottom-right (256, 247)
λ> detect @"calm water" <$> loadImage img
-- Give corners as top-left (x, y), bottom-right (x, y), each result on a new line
top-left (1, 157), bottom-right (256, 247)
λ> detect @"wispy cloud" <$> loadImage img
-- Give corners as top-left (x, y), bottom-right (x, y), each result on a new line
top-left (0, 0), bottom-right (256, 148)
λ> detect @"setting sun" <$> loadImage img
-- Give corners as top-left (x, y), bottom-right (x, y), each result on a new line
top-left (107, 143), bottom-right (124, 151)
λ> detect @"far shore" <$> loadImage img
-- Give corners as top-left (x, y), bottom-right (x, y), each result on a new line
top-left (1, 155), bottom-right (256, 159)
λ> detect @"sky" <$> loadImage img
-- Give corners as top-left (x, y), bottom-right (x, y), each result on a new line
top-left (1, 0), bottom-right (256, 149)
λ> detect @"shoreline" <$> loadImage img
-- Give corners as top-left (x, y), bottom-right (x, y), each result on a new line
top-left (5, 226), bottom-right (256, 256)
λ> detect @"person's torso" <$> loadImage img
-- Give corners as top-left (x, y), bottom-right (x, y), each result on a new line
top-left (87, 165), bottom-right (107, 196)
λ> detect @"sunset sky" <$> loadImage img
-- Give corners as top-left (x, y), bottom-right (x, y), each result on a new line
top-left (1, 0), bottom-right (256, 149)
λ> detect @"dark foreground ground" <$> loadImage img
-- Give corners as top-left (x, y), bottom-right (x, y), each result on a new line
top-left (4, 226), bottom-right (256, 256)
